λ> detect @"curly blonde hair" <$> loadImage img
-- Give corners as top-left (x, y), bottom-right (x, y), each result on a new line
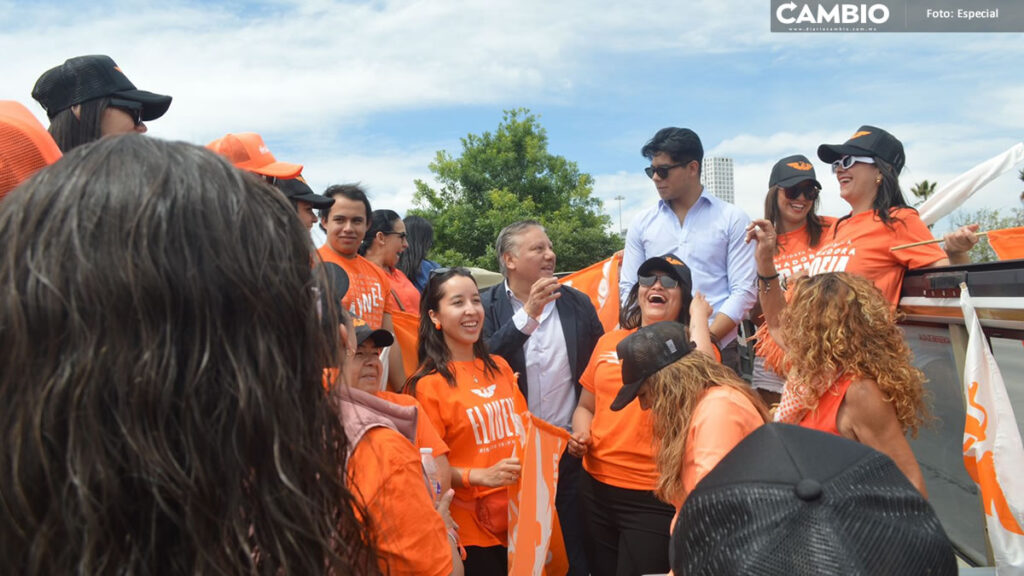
top-left (646, 353), bottom-right (769, 504)
top-left (781, 272), bottom-right (928, 436)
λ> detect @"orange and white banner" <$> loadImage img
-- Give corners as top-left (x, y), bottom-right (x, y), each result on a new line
top-left (508, 414), bottom-right (570, 576)
top-left (960, 284), bottom-right (1024, 573)
top-left (560, 252), bottom-right (621, 333)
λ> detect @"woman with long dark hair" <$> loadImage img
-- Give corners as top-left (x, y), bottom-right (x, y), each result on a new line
top-left (0, 135), bottom-right (375, 574)
top-left (398, 215), bottom-right (441, 292)
top-left (360, 209), bottom-right (420, 312)
top-left (31, 54), bottom-right (171, 152)
top-left (406, 267), bottom-right (528, 575)
top-left (751, 155), bottom-right (836, 404)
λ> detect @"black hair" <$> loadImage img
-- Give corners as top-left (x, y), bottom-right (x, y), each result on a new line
top-left (833, 157), bottom-right (911, 235)
top-left (46, 96), bottom-right (110, 153)
top-left (320, 183), bottom-right (372, 222)
top-left (397, 216), bottom-right (435, 283)
top-left (359, 209), bottom-right (402, 256)
top-left (641, 127), bottom-right (704, 175)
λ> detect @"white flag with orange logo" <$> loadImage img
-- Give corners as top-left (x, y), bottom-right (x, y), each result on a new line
top-left (960, 284), bottom-right (1024, 574)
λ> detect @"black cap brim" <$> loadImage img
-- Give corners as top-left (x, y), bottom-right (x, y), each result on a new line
top-left (357, 327), bottom-right (395, 348)
top-left (291, 192), bottom-right (334, 209)
top-left (610, 378), bottom-right (644, 412)
top-left (113, 89), bottom-right (172, 121)
top-left (817, 143), bottom-right (875, 165)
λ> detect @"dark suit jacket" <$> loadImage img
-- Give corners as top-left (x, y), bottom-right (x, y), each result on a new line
top-left (480, 281), bottom-right (604, 402)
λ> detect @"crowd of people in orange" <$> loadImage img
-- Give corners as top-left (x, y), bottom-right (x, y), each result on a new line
top-left (0, 54), bottom-right (981, 575)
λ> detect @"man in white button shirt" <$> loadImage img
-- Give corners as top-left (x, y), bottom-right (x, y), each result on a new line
top-left (480, 220), bottom-right (604, 576)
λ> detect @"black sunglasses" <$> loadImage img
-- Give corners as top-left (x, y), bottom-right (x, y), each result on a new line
top-left (644, 163), bottom-right (685, 180)
top-left (638, 274), bottom-right (680, 290)
top-left (108, 98), bottom-right (144, 127)
top-left (383, 231), bottom-right (408, 240)
top-left (783, 184), bottom-right (820, 201)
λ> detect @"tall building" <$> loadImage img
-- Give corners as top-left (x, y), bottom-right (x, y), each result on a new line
top-left (701, 157), bottom-right (735, 203)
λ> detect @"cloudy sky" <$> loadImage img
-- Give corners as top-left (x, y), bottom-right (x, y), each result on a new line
top-left (5, 0), bottom-right (1023, 236)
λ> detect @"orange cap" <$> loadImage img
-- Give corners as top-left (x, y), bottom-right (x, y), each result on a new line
top-left (206, 132), bottom-right (302, 179)
top-left (0, 101), bottom-right (62, 200)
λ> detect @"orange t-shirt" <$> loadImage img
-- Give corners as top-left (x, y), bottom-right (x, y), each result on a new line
top-left (579, 328), bottom-right (660, 490)
top-left (413, 356), bottom-right (529, 548)
top-left (317, 247), bottom-right (395, 329)
top-left (676, 386), bottom-right (764, 509)
top-left (376, 390), bottom-right (450, 458)
top-left (806, 208), bottom-right (946, 305)
top-left (348, 427), bottom-right (452, 576)
top-left (799, 375), bottom-right (854, 436)
top-left (755, 217), bottom-right (835, 370)
top-left (386, 267), bottom-right (422, 313)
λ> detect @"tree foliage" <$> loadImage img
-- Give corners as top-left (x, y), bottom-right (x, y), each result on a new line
top-left (910, 180), bottom-right (937, 207)
top-left (410, 108), bottom-right (621, 271)
top-left (950, 207), bottom-right (1024, 263)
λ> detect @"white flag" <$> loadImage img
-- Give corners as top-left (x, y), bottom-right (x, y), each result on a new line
top-left (919, 143), bottom-right (1024, 226)
top-left (960, 284), bottom-right (1024, 575)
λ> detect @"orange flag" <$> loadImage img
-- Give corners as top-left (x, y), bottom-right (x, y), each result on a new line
top-left (508, 414), bottom-right (570, 576)
top-left (987, 226), bottom-right (1024, 261)
top-left (559, 253), bottom-right (621, 332)
top-left (390, 309), bottom-right (421, 380)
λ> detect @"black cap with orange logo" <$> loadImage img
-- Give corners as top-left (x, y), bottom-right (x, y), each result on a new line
top-left (769, 154), bottom-right (822, 190)
top-left (817, 125), bottom-right (906, 175)
top-left (32, 55), bottom-right (172, 121)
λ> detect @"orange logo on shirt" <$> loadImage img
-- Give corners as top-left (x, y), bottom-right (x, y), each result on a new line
top-left (787, 161), bottom-right (813, 171)
top-left (850, 130), bottom-right (872, 139)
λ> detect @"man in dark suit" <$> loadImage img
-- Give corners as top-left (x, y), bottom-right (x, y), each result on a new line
top-left (481, 220), bottom-right (604, 576)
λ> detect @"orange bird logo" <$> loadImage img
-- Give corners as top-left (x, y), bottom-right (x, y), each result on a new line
top-left (787, 162), bottom-right (813, 171)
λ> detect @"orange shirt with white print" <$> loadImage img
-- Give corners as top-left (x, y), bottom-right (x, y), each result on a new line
top-left (348, 427), bottom-right (452, 576)
top-left (413, 356), bottom-right (528, 548)
top-left (579, 328), bottom-right (661, 490)
top-left (773, 216), bottom-right (836, 280)
top-left (376, 390), bottom-right (450, 458)
top-left (386, 266), bottom-right (422, 313)
top-left (805, 208), bottom-right (946, 305)
top-left (317, 246), bottom-right (395, 329)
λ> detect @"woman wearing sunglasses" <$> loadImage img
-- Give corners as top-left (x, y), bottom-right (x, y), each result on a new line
top-left (570, 254), bottom-right (714, 576)
top-left (361, 209), bottom-right (421, 312)
top-left (750, 125), bottom-right (978, 309)
top-left (751, 155), bottom-right (836, 405)
top-left (406, 267), bottom-right (529, 575)
top-left (31, 55), bottom-right (171, 153)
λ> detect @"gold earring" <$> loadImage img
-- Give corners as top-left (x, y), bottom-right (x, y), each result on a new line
top-left (875, 174), bottom-right (882, 185)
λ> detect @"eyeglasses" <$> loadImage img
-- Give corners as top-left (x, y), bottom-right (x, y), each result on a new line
top-left (638, 274), bottom-right (680, 290)
top-left (645, 163), bottom-right (684, 179)
top-left (108, 98), bottom-right (144, 127)
top-left (830, 155), bottom-right (875, 173)
top-left (383, 231), bottom-right (408, 240)
top-left (783, 183), bottom-right (820, 201)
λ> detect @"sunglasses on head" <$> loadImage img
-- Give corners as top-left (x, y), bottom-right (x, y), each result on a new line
top-left (429, 266), bottom-right (471, 279)
top-left (783, 183), bottom-right (820, 201)
top-left (644, 161), bottom-right (691, 180)
top-left (638, 274), bottom-right (680, 290)
top-left (108, 98), bottom-right (144, 127)
top-left (830, 155), bottom-right (875, 173)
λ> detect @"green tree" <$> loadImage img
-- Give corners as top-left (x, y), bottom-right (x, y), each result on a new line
top-left (910, 179), bottom-right (937, 207)
top-left (950, 207), bottom-right (1024, 263)
top-left (411, 108), bottom-right (622, 271)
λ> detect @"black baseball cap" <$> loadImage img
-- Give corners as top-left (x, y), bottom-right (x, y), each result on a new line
top-left (352, 316), bottom-right (394, 348)
top-left (32, 55), bottom-right (172, 121)
top-left (817, 125), bottom-right (906, 175)
top-left (636, 253), bottom-right (693, 296)
top-left (276, 175), bottom-right (334, 209)
top-left (768, 154), bottom-right (821, 190)
top-left (671, 423), bottom-right (956, 576)
top-left (612, 321), bottom-right (693, 411)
